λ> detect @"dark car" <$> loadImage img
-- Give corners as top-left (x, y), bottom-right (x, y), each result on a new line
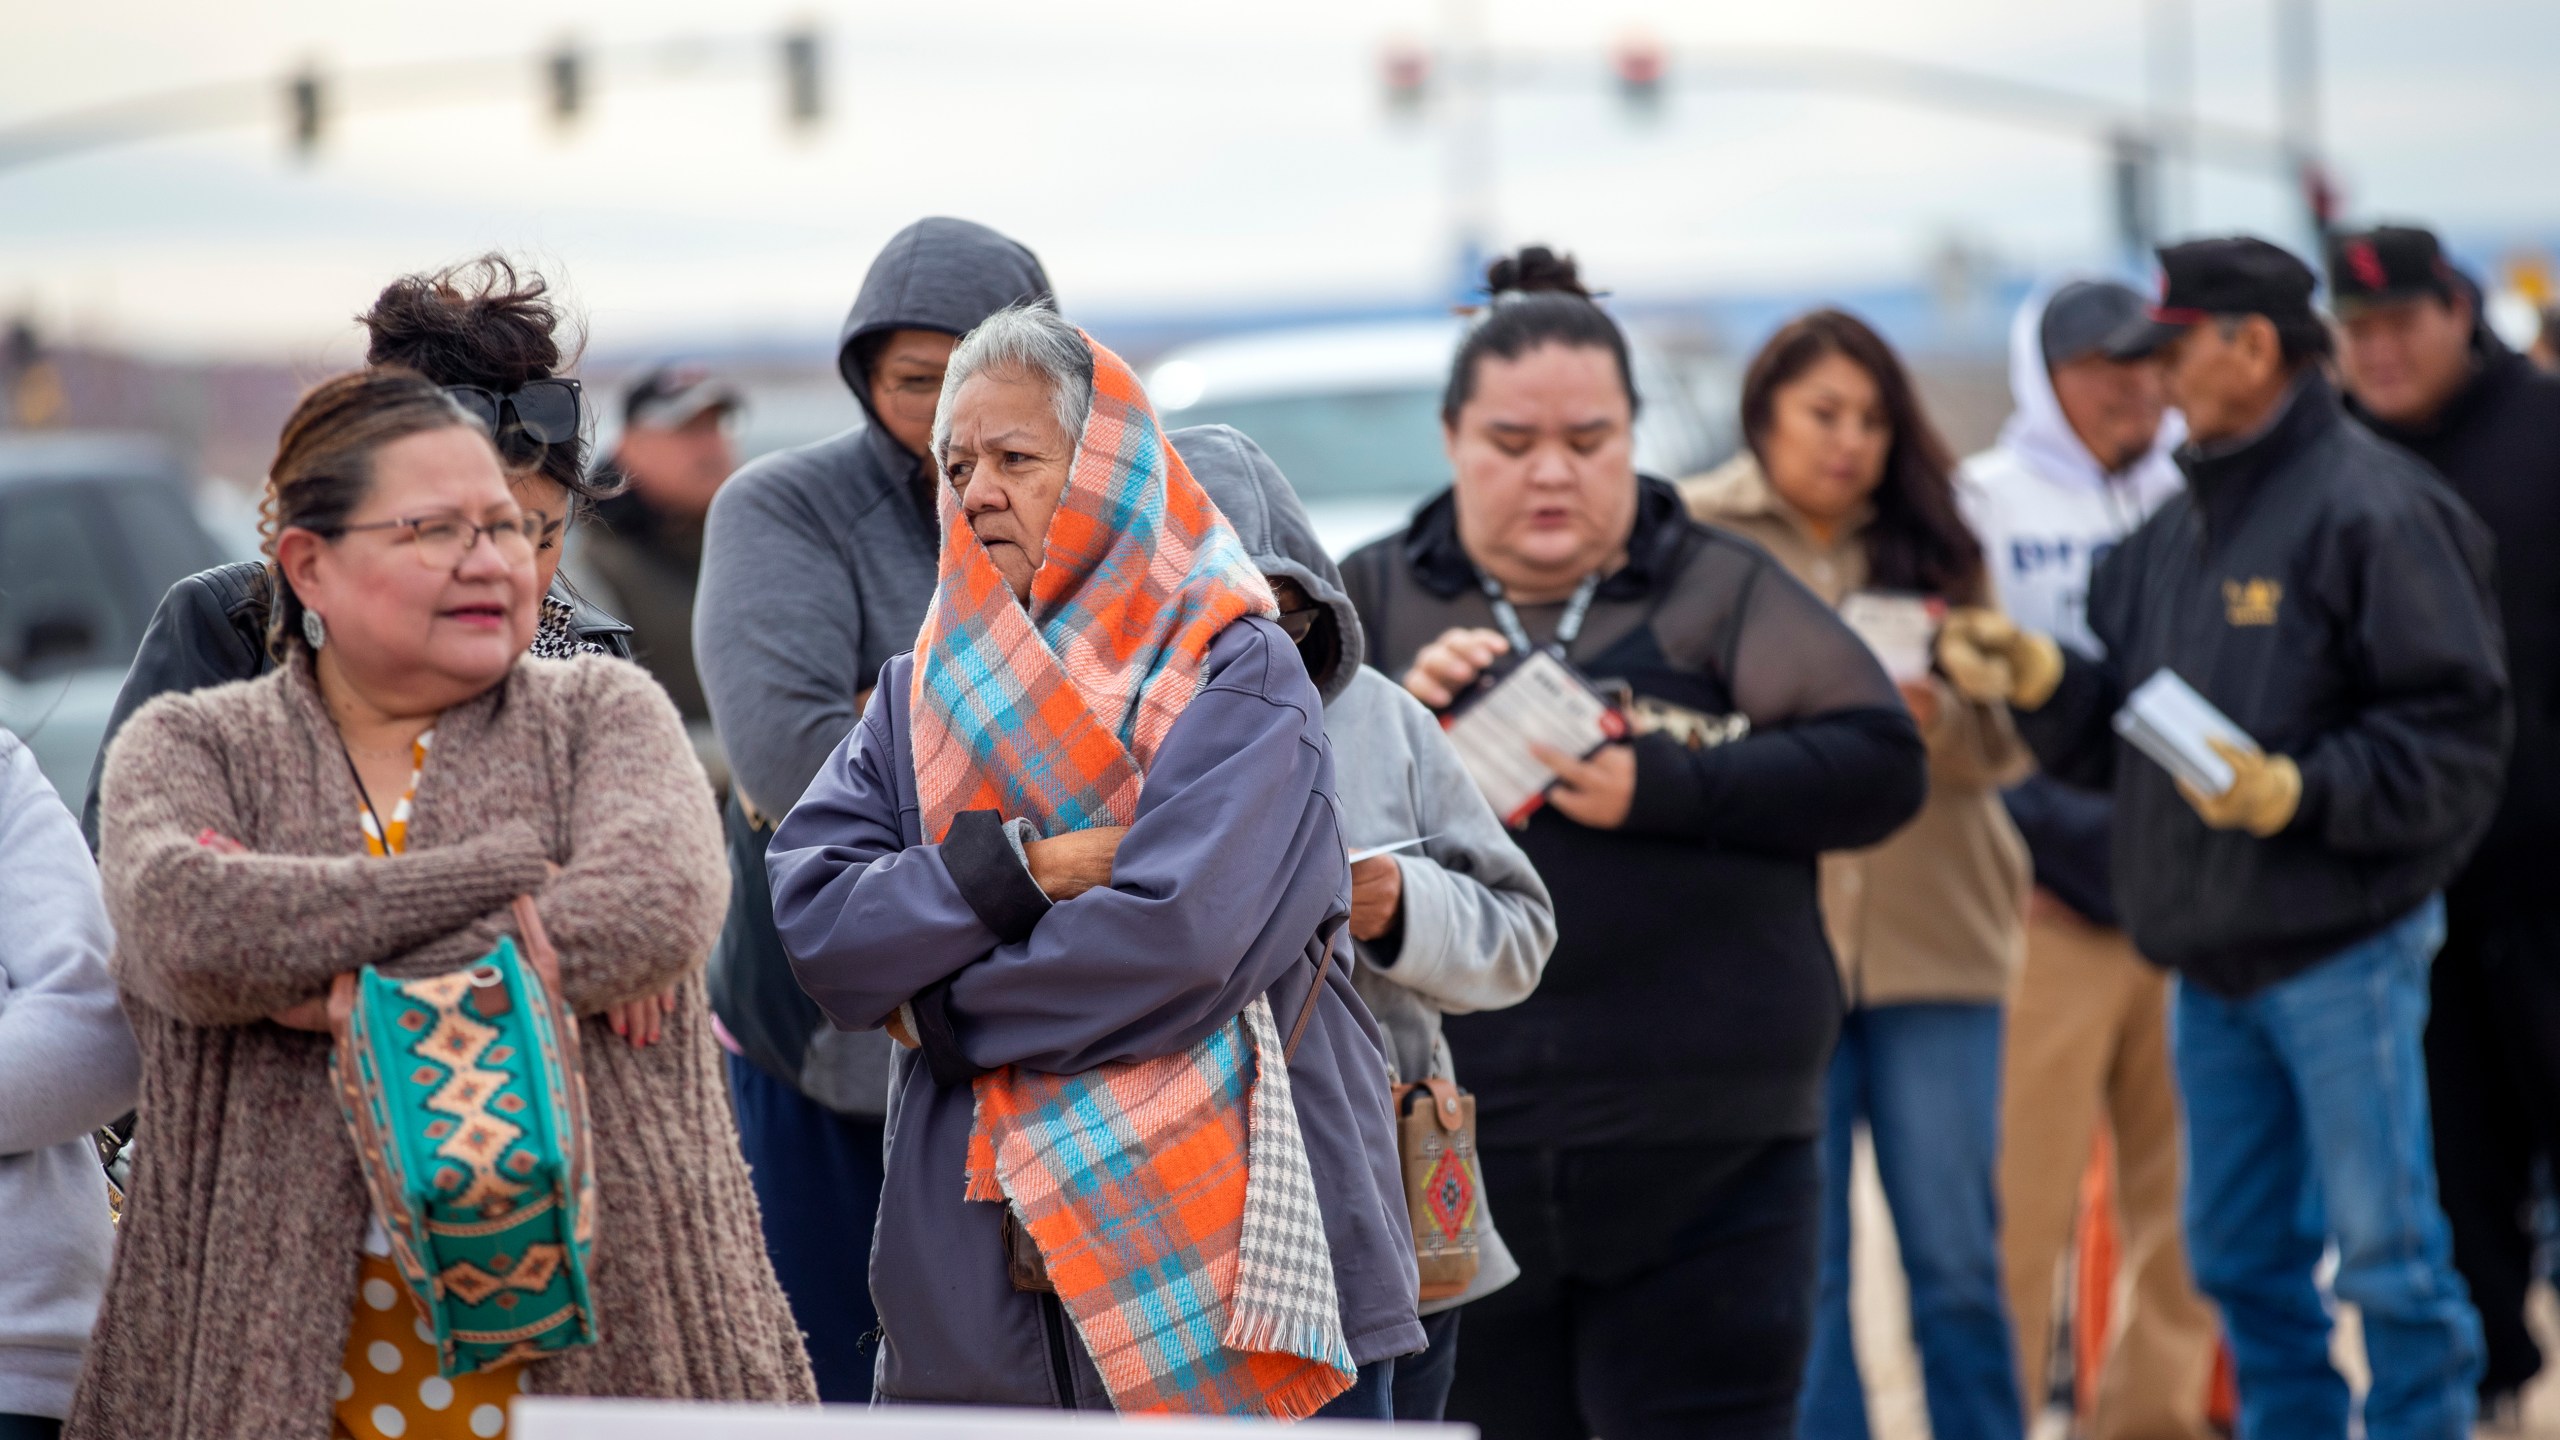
top-left (0, 432), bottom-right (236, 798)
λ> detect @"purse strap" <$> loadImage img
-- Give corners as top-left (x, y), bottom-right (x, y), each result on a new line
top-left (1280, 923), bottom-right (1339, 1065)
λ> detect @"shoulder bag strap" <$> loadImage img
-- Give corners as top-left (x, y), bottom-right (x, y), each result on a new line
top-left (1281, 921), bottom-right (1341, 1065)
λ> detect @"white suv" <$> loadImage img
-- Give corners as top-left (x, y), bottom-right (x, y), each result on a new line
top-left (1147, 317), bottom-right (1739, 556)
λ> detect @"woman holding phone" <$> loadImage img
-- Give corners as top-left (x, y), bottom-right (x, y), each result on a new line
top-left (1338, 249), bottom-right (1928, 1440)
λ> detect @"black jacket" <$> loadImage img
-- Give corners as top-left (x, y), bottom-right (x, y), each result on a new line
top-left (2020, 375), bottom-right (2509, 996)
top-left (2350, 330), bottom-right (2560, 912)
top-left (77, 560), bottom-right (632, 848)
top-left (1341, 477), bottom-right (1927, 1147)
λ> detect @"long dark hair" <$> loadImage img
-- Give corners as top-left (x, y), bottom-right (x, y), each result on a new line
top-left (1740, 309), bottom-right (1984, 604)
top-left (1441, 246), bottom-right (1640, 426)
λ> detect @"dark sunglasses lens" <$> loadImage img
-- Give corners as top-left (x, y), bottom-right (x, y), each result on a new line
top-left (1278, 608), bottom-right (1320, 642)
top-left (506, 380), bottom-right (581, 444)
top-left (444, 386), bottom-right (502, 434)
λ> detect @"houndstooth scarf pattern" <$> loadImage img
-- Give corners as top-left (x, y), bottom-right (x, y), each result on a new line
top-left (526, 594), bottom-right (610, 659)
top-left (1228, 992), bottom-right (1347, 1370)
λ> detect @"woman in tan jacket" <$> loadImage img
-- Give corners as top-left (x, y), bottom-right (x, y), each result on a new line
top-left (1686, 310), bottom-right (2030, 1440)
top-left (74, 370), bottom-right (813, 1440)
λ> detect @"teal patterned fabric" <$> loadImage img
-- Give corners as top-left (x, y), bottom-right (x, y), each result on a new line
top-left (329, 938), bottom-right (599, 1376)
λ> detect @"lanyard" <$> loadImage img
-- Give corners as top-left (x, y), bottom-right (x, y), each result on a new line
top-left (1479, 571), bottom-right (1602, 661)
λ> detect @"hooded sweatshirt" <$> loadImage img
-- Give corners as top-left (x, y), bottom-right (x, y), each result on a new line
top-left (0, 733), bottom-right (138, 1421)
top-left (694, 217), bottom-right (1051, 1113)
top-left (1957, 282), bottom-right (2185, 926)
top-left (1172, 424), bottom-right (1556, 1315)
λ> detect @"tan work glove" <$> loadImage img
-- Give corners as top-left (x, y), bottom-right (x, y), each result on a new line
top-left (2178, 738), bottom-right (2302, 838)
top-left (1934, 609), bottom-right (2064, 710)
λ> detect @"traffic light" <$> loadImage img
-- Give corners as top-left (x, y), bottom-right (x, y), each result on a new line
top-left (546, 42), bottom-right (585, 129)
top-left (286, 66), bottom-right (324, 159)
top-left (1381, 40), bottom-right (1429, 118)
top-left (1613, 35), bottom-right (1665, 120)
top-left (2299, 159), bottom-right (2340, 239)
top-left (782, 27), bottom-right (824, 129)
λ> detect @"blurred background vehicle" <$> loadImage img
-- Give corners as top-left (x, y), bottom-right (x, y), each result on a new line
top-left (1147, 316), bottom-right (1740, 555)
top-left (0, 431), bottom-right (243, 798)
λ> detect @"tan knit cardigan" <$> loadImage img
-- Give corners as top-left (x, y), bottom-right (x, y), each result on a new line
top-left (70, 651), bottom-right (815, 1439)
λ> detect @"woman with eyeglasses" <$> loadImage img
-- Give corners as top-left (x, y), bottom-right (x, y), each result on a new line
top-left (66, 370), bottom-right (814, 1440)
top-left (80, 255), bottom-right (634, 852)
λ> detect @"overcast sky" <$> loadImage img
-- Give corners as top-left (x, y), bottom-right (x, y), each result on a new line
top-left (4, 0), bottom-right (2555, 361)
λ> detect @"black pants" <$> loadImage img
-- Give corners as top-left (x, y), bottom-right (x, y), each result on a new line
top-left (1448, 1137), bottom-right (1820, 1440)
top-left (0, 1416), bottom-right (62, 1440)
top-left (726, 1052), bottom-right (885, 1402)
top-left (2426, 894), bottom-right (2560, 1399)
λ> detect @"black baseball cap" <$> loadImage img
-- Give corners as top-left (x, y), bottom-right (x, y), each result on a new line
top-left (2103, 236), bottom-right (2320, 360)
top-left (623, 364), bottom-right (744, 429)
top-left (2326, 225), bottom-right (2460, 315)
top-left (2040, 281), bottom-right (2149, 369)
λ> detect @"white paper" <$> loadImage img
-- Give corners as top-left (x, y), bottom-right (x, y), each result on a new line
top-left (1839, 591), bottom-right (1941, 685)
top-left (2111, 668), bottom-right (2259, 794)
top-left (1347, 835), bottom-right (1435, 864)
top-left (1442, 651), bottom-right (1620, 824)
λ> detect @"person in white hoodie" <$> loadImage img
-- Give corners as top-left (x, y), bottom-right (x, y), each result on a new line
top-left (1955, 280), bottom-right (2216, 1439)
top-left (0, 730), bottom-right (137, 1440)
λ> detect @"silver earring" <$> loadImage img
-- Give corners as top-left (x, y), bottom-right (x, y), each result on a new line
top-left (302, 608), bottom-right (328, 650)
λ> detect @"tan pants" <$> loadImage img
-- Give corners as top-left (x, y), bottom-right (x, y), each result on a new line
top-left (1999, 905), bottom-right (2219, 1440)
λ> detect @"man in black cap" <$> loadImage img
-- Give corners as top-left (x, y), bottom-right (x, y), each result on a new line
top-left (576, 363), bottom-right (746, 788)
top-left (1937, 234), bottom-right (2508, 1440)
top-left (2332, 222), bottom-right (2560, 1422)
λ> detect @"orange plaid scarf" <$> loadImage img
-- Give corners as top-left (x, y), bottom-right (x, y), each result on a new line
top-left (913, 330), bottom-right (1351, 1416)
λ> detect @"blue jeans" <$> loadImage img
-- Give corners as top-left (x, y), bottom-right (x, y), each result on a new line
top-left (1394, 1306), bottom-right (1463, 1421)
top-left (1313, 1359), bottom-right (1395, 1420)
top-left (2175, 896), bottom-right (2483, 1440)
top-left (1801, 1003), bottom-right (2022, 1440)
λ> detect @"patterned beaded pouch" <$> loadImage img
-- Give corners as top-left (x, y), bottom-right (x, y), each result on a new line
top-left (327, 913), bottom-right (599, 1377)
top-left (1393, 1077), bottom-right (1483, 1302)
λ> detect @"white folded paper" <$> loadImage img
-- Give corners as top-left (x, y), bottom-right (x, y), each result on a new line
top-left (1346, 835), bottom-right (1435, 864)
top-left (1839, 590), bottom-right (1942, 685)
top-left (1443, 651), bottom-right (1622, 825)
top-left (2112, 668), bottom-right (2258, 794)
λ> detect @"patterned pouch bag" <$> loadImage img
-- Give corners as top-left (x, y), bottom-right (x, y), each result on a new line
top-left (1393, 1077), bottom-right (1483, 1302)
top-left (327, 899), bottom-right (600, 1376)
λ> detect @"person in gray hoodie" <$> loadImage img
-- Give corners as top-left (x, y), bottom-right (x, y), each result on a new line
top-left (691, 217), bottom-right (1053, 1401)
top-left (0, 731), bottom-right (138, 1439)
top-left (1170, 424), bottom-right (1556, 1421)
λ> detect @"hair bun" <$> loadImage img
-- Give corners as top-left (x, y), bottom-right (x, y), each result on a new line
top-left (1485, 245), bottom-right (1591, 300)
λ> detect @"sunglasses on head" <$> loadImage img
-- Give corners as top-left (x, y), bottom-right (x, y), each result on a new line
top-left (443, 378), bottom-right (583, 456)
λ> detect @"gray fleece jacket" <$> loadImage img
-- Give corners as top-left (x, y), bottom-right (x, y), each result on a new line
top-left (0, 733), bottom-right (138, 1420)
top-left (694, 217), bottom-right (1052, 1113)
top-left (1171, 424), bottom-right (1554, 1315)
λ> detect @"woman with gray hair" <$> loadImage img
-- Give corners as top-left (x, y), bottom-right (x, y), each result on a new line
top-left (769, 304), bottom-right (1421, 1416)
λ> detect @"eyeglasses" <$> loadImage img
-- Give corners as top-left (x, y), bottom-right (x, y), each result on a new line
top-left (1275, 604), bottom-right (1325, 643)
top-left (443, 379), bottom-right (583, 458)
top-left (330, 511), bottom-right (545, 569)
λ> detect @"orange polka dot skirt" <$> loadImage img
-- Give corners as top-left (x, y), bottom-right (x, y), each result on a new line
top-left (333, 1250), bottom-right (522, 1440)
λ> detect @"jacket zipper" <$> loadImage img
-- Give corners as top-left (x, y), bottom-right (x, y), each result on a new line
top-left (1038, 1291), bottom-right (1076, 1409)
